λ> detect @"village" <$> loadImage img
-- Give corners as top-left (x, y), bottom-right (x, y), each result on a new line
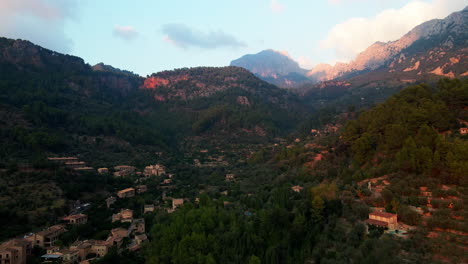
top-left (1, 116), bottom-right (466, 264)
top-left (0, 160), bottom-right (190, 264)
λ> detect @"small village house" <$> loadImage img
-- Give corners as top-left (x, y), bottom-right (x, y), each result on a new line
top-left (144, 204), bottom-right (155, 214)
top-left (143, 164), bottom-right (166, 177)
top-left (97, 168), bottom-right (109, 174)
top-left (0, 239), bottom-right (30, 264)
top-left (365, 211), bottom-right (398, 230)
top-left (62, 214), bottom-right (88, 225)
top-left (172, 198), bottom-right (184, 210)
top-left (65, 161), bottom-right (86, 169)
top-left (31, 225), bottom-right (66, 248)
top-left (114, 165), bottom-right (136, 177)
top-left (117, 188), bottom-right (135, 198)
top-left (291, 185), bottom-right (303, 193)
top-left (112, 209), bottom-right (133, 223)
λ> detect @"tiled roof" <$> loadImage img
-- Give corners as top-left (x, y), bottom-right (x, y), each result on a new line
top-left (370, 211), bottom-right (396, 218)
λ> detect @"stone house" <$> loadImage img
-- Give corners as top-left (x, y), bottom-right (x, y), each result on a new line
top-left (144, 204), bottom-right (155, 214)
top-left (117, 188), bottom-right (135, 198)
top-left (62, 214), bottom-right (88, 225)
top-left (112, 209), bottom-right (133, 223)
top-left (365, 211), bottom-right (398, 230)
top-left (31, 225), bottom-right (66, 248)
top-left (291, 185), bottom-right (303, 193)
top-left (0, 239), bottom-right (30, 264)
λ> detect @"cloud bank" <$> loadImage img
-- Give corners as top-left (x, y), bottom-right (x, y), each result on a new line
top-left (161, 23), bottom-right (246, 49)
top-left (321, 0), bottom-right (467, 61)
top-left (0, 0), bottom-right (77, 53)
top-left (113, 25), bottom-right (139, 41)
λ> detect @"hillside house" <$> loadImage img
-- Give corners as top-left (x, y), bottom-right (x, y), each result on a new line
top-left (291, 185), bottom-right (303, 193)
top-left (143, 164), bottom-right (166, 177)
top-left (172, 198), bottom-right (184, 210)
top-left (31, 225), bottom-right (66, 248)
top-left (97, 168), bottom-right (109, 174)
top-left (74, 167), bottom-right (94, 172)
top-left (42, 248), bottom-right (79, 264)
top-left (112, 209), bottom-right (133, 223)
top-left (69, 240), bottom-right (110, 260)
top-left (65, 161), bottom-right (86, 169)
top-left (365, 211), bottom-right (398, 230)
top-left (117, 188), bottom-right (135, 198)
top-left (0, 239), bottom-right (30, 264)
top-left (106, 228), bottom-right (129, 248)
top-left (63, 214), bottom-right (88, 225)
top-left (144, 204), bottom-right (155, 214)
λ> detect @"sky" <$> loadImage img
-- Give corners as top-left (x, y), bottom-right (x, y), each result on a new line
top-left (0, 0), bottom-right (466, 76)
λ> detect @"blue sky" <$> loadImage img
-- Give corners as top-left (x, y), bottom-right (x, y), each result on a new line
top-left (0, 0), bottom-right (466, 76)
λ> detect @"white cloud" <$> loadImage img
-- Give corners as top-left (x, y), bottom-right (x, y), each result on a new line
top-left (297, 56), bottom-right (315, 69)
top-left (270, 0), bottom-right (285, 13)
top-left (161, 23), bottom-right (246, 49)
top-left (113, 25), bottom-right (139, 41)
top-left (320, 0), bottom-right (467, 61)
top-left (0, 0), bottom-right (77, 53)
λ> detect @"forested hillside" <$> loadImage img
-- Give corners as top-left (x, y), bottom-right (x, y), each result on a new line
top-left (143, 79), bottom-right (468, 264)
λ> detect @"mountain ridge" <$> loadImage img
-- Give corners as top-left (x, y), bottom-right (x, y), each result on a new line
top-left (307, 6), bottom-right (468, 81)
top-left (230, 49), bottom-right (313, 88)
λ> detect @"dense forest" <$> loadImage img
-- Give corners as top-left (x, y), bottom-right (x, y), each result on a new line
top-left (142, 79), bottom-right (467, 263)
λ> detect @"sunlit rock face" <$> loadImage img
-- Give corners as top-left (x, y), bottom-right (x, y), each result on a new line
top-left (307, 7), bottom-right (468, 82)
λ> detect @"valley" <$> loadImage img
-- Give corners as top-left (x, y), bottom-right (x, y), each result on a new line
top-left (0, 4), bottom-right (467, 264)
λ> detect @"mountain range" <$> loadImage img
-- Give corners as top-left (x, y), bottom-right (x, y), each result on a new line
top-left (231, 6), bottom-right (467, 88)
top-left (230, 49), bottom-right (312, 88)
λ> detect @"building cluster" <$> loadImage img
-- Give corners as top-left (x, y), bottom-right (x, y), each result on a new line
top-left (112, 209), bottom-right (134, 223)
top-left (0, 224), bottom-right (67, 264)
top-left (1, 162), bottom-right (171, 263)
top-left (47, 157), bottom-right (94, 172)
top-left (143, 164), bottom-right (166, 177)
top-left (111, 164), bottom-right (166, 178)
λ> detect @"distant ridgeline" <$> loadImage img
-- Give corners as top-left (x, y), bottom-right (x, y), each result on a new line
top-left (0, 37), bottom-right (307, 166)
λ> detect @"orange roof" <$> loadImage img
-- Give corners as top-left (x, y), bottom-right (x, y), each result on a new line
top-left (63, 214), bottom-right (87, 220)
top-left (118, 188), bottom-right (135, 193)
top-left (370, 211), bottom-right (397, 218)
